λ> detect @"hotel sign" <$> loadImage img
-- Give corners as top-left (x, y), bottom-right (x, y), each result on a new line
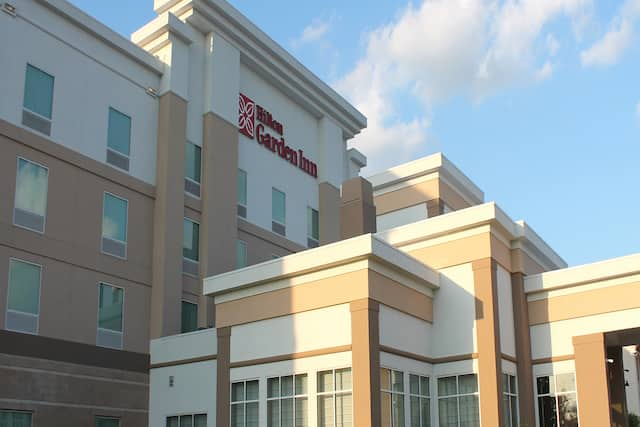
top-left (238, 93), bottom-right (318, 178)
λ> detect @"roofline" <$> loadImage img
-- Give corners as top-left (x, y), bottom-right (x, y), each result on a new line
top-left (377, 202), bottom-right (567, 271)
top-left (143, 0), bottom-right (366, 137)
top-left (524, 253), bottom-right (640, 295)
top-left (204, 233), bottom-right (439, 296)
top-left (35, 0), bottom-right (165, 75)
top-left (367, 153), bottom-right (484, 204)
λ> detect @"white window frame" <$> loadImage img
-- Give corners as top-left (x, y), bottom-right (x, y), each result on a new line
top-left (96, 281), bottom-right (125, 350)
top-left (106, 106), bottom-right (132, 173)
top-left (316, 367), bottom-right (353, 427)
top-left (237, 169), bottom-right (248, 218)
top-left (271, 187), bottom-right (286, 235)
top-left (307, 206), bottom-right (319, 247)
top-left (22, 63), bottom-right (54, 123)
top-left (230, 378), bottom-right (260, 427)
top-left (101, 191), bottom-right (129, 260)
top-left (5, 257), bottom-right (43, 335)
top-left (534, 372), bottom-right (579, 427)
top-left (380, 367), bottom-right (405, 427)
top-left (237, 239), bottom-right (248, 269)
top-left (408, 372), bottom-right (431, 427)
top-left (13, 157), bottom-right (49, 234)
top-left (184, 141), bottom-right (202, 199)
top-left (436, 373), bottom-right (480, 427)
top-left (502, 373), bottom-right (518, 427)
top-left (266, 373), bottom-right (309, 427)
top-left (182, 217), bottom-right (200, 277)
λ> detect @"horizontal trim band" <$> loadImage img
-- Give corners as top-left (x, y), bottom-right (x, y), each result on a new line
top-left (501, 353), bottom-right (518, 364)
top-left (150, 354), bottom-right (217, 369)
top-left (531, 355), bottom-right (575, 365)
top-left (230, 345), bottom-right (352, 368)
top-left (380, 345), bottom-right (478, 364)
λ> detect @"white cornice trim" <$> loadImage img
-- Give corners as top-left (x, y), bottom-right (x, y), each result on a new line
top-left (34, 0), bottom-right (165, 74)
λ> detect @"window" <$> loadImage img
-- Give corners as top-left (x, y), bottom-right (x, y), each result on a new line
top-left (97, 283), bottom-right (124, 349)
top-left (502, 374), bottom-right (518, 427)
top-left (95, 416), bottom-right (120, 427)
top-left (14, 157), bottom-right (48, 233)
top-left (307, 207), bottom-right (319, 248)
top-left (101, 193), bottom-right (128, 259)
top-left (237, 240), bottom-right (247, 269)
top-left (0, 411), bottom-right (32, 426)
top-left (267, 374), bottom-right (309, 427)
top-left (6, 259), bottom-right (41, 334)
top-left (231, 380), bottom-right (259, 427)
top-left (317, 368), bottom-right (352, 427)
top-left (437, 374), bottom-right (480, 427)
top-left (181, 301), bottom-right (198, 333)
top-left (185, 142), bottom-right (202, 197)
top-left (106, 107), bottom-right (131, 171)
top-left (409, 374), bottom-right (430, 427)
top-left (272, 188), bottom-right (286, 236)
top-left (536, 373), bottom-right (578, 427)
top-left (166, 414), bottom-right (206, 427)
top-left (237, 169), bottom-right (247, 218)
top-left (23, 64), bottom-right (54, 135)
top-left (183, 218), bottom-right (200, 276)
top-left (381, 368), bottom-right (404, 427)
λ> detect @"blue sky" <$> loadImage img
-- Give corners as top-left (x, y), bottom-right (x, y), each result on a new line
top-left (70, 0), bottom-right (640, 267)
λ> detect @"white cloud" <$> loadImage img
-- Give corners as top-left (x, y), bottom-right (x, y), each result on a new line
top-left (580, 0), bottom-right (640, 67)
top-left (291, 18), bottom-right (331, 48)
top-left (535, 61), bottom-right (554, 81)
top-left (335, 0), bottom-right (592, 172)
top-left (547, 34), bottom-right (560, 56)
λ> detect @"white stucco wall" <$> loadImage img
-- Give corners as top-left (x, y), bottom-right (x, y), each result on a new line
top-left (379, 304), bottom-right (431, 358)
top-left (376, 204), bottom-right (429, 232)
top-left (497, 264), bottom-right (516, 358)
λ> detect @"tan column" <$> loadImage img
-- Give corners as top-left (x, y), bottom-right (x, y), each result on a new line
top-left (150, 93), bottom-right (188, 339)
top-left (608, 346), bottom-right (628, 427)
top-left (341, 177), bottom-right (376, 240)
top-left (199, 113), bottom-right (238, 328)
top-left (511, 272), bottom-right (535, 426)
top-left (472, 258), bottom-right (504, 426)
top-left (350, 298), bottom-right (381, 427)
top-left (216, 327), bottom-right (231, 427)
top-left (573, 333), bottom-right (612, 427)
top-left (319, 182), bottom-right (341, 245)
top-left (426, 198), bottom-right (444, 217)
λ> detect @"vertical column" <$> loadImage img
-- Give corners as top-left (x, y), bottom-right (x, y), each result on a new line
top-left (608, 346), bottom-right (628, 427)
top-left (573, 333), bottom-right (612, 426)
top-left (319, 182), bottom-right (341, 245)
top-left (511, 272), bottom-right (535, 426)
top-left (199, 112), bottom-right (238, 328)
top-left (472, 258), bottom-right (504, 426)
top-left (216, 327), bottom-right (231, 427)
top-left (341, 177), bottom-right (376, 240)
top-left (350, 298), bottom-right (380, 427)
top-left (150, 92), bottom-right (187, 339)
top-left (426, 198), bottom-right (444, 217)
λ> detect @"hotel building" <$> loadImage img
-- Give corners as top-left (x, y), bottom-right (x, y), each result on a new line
top-left (0, 0), bottom-right (369, 425)
top-left (149, 152), bottom-right (640, 427)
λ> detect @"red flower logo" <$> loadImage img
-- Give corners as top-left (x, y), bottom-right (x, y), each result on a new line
top-left (239, 93), bottom-right (255, 138)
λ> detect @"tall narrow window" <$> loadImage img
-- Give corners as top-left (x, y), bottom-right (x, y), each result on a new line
top-left (106, 107), bottom-right (131, 171)
top-left (6, 259), bottom-right (41, 334)
top-left (185, 142), bottom-right (202, 198)
top-left (381, 368), bottom-right (404, 427)
top-left (101, 193), bottom-right (128, 259)
top-left (267, 374), bottom-right (309, 427)
top-left (237, 169), bottom-right (247, 218)
top-left (14, 157), bottom-right (48, 233)
top-left (437, 374), bottom-right (480, 427)
top-left (231, 380), bottom-right (259, 427)
top-left (536, 373), bottom-right (578, 427)
top-left (237, 240), bottom-right (247, 269)
top-left (409, 374), bottom-right (430, 427)
top-left (166, 414), bottom-right (206, 427)
top-left (272, 188), bottom-right (286, 236)
top-left (502, 374), bottom-right (518, 427)
top-left (307, 207), bottom-right (319, 248)
top-left (183, 218), bottom-right (200, 276)
top-left (181, 301), bottom-right (198, 333)
top-left (23, 64), bottom-right (54, 135)
top-left (317, 368), bottom-right (352, 427)
top-left (97, 283), bottom-right (124, 349)
top-left (95, 416), bottom-right (120, 427)
top-left (0, 411), bottom-right (33, 427)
